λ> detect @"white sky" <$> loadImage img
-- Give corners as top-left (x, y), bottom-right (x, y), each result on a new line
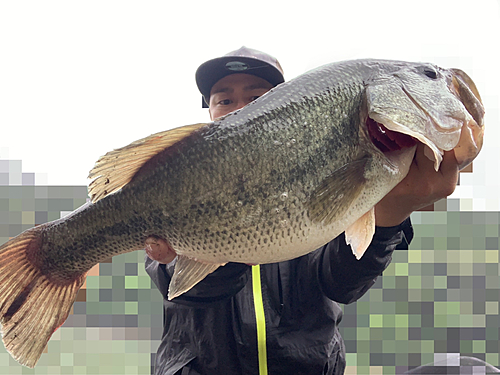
top-left (0, 0), bottom-right (499, 208)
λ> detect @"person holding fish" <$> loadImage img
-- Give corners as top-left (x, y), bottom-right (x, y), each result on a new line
top-left (144, 47), bottom-right (476, 375)
top-left (0, 47), bottom-right (484, 372)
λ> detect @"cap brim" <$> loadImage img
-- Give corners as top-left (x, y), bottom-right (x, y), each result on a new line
top-left (196, 56), bottom-right (284, 108)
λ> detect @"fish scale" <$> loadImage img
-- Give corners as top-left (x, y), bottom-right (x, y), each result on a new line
top-left (0, 58), bottom-right (484, 368)
top-left (157, 98), bottom-right (359, 262)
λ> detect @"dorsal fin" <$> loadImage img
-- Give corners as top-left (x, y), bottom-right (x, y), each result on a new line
top-left (88, 123), bottom-right (208, 203)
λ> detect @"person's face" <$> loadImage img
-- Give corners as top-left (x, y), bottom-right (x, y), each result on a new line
top-left (208, 73), bottom-right (273, 120)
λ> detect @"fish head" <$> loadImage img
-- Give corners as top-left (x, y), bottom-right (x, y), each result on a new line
top-left (365, 61), bottom-right (484, 170)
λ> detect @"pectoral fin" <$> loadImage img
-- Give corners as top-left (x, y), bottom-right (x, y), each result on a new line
top-left (345, 207), bottom-right (376, 260)
top-left (307, 157), bottom-right (369, 224)
top-left (168, 255), bottom-right (225, 300)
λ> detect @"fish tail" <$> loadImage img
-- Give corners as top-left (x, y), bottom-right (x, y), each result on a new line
top-left (0, 226), bottom-right (86, 368)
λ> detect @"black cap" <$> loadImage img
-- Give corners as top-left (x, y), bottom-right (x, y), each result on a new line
top-left (196, 46), bottom-right (285, 108)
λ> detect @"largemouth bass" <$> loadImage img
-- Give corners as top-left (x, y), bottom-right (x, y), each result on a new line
top-left (0, 59), bottom-right (484, 367)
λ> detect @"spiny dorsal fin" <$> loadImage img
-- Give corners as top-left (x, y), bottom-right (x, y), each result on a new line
top-left (345, 207), bottom-right (375, 259)
top-left (168, 255), bottom-right (225, 300)
top-left (88, 123), bottom-right (208, 203)
top-left (307, 157), bottom-right (369, 224)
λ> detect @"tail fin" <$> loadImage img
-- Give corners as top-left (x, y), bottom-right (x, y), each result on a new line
top-left (0, 227), bottom-right (85, 368)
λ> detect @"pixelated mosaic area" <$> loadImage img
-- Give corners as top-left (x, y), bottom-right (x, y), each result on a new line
top-left (341, 209), bottom-right (500, 374)
top-left (1, 159), bottom-right (499, 374)
top-left (0, 160), bottom-right (163, 374)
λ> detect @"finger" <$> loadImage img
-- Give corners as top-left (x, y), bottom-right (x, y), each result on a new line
top-left (145, 237), bottom-right (171, 254)
top-left (145, 236), bottom-right (160, 249)
top-left (436, 150), bottom-right (459, 196)
top-left (144, 236), bottom-right (177, 264)
top-left (439, 149), bottom-right (459, 176)
top-left (413, 144), bottom-right (435, 171)
top-left (144, 241), bottom-right (162, 257)
top-left (144, 243), bottom-right (154, 257)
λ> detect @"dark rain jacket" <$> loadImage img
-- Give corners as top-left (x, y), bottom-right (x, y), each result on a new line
top-left (145, 219), bottom-right (413, 375)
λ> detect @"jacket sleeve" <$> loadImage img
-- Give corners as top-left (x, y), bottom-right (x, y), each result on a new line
top-left (317, 217), bottom-right (412, 304)
top-left (145, 256), bottom-right (250, 306)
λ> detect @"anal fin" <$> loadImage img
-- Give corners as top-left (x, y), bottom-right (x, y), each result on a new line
top-left (168, 255), bottom-right (225, 300)
top-left (345, 207), bottom-right (375, 260)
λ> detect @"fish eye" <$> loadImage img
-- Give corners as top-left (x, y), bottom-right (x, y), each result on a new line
top-left (422, 66), bottom-right (439, 79)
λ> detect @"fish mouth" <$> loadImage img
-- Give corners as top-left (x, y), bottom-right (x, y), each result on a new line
top-left (368, 68), bottom-right (485, 171)
top-left (368, 112), bottom-right (454, 171)
top-left (450, 68), bottom-right (484, 128)
top-left (367, 117), bottom-right (417, 153)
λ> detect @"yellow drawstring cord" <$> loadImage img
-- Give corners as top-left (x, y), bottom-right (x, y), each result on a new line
top-left (252, 265), bottom-right (268, 375)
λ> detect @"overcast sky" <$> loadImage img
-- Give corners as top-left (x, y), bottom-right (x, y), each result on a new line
top-left (0, 0), bottom-right (499, 209)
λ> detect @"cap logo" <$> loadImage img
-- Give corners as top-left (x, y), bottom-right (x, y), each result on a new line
top-left (225, 61), bottom-right (249, 71)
